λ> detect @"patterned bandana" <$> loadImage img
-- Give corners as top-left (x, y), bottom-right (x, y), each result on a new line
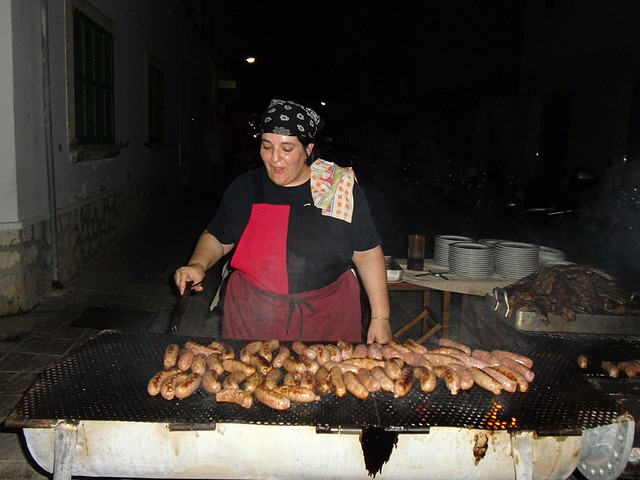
top-left (260, 99), bottom-right (323, 141)
top-left (310, 159), bottom-right (356, 223)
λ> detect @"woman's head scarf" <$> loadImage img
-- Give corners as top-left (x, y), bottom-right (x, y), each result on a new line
top-left (260, 99), bottom-right (323, 141)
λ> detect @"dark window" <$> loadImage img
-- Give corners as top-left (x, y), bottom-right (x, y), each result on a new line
top-left (73, 7), bottom-right (114, 145)
top-left (147, 64), bottom-right (165, 143)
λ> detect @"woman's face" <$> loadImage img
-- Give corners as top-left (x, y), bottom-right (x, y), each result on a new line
top-left (260, 133), bottom-right (314, 187)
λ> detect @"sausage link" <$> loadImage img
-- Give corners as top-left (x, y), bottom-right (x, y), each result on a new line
top-left (243, 371), bottom-right (265, 394)
top-left (337, 340), bottom-right (354, 360)
top-left (215, 388), bottom-right (253, 409)
top-left (601, 361), bottom-right (620, 378)
top-left (259, 339), bottom-right (280, 363)
top-left (309, 344), bottom-right (331, 364)
top-left (577, 354), bottom-right (590, 369)
top-left (352, 343), bottom-right (369, 358)
top-left (314, 366), bottom-right (332, 394)
top-left (299, 370), bottom-right (317, 391)
top-left (423, 353), bottom-right (464, 367)
top-left (413, 366), bottom-right (437, 393)
top-left (222, 359), bottom-right (256, 377)
top-left (449, 364), bottom-right (474, 390)
top-left (274, 385), bottom-right (319, 403)
top-left (240, 341), bottom-right (263, 363)
top-left (492, 365), bottom-right (529, 393)
top-left (323, 361), bottom-right (359, 374)
top-left (326, 343), bottom-right (343, 362)
top-left (367, 343), bottom-right (383, 360)
top-left (438, 338), bottom-right (471, 356)
top-left (429, 346), bottom-right (467, 356)
top-left (264, 368), bottom-right (283, 390)
top-left (147, 367), bottom-right (179, 396)
top-left (299, 356), bottom-right (320, 374)
top-left (202, 369), bottom-right (222, 393)
top-left (371, 366), bottom-right (395, 392)
top-left (448, 352), bottom-right (490, 369)
top-left (343, 358), bottom-right (386, 370)
top-left (282, 356), bottom-right (307, 374)
top-left (163, 344), bottom-right (180, 368)
top-left (469, 367), bottom-right (502, 395)
top-left (254, 385), bottom-right (291, 410)
top-left (177, 348), bottom-right (195, 371)
top-left (433, 365), bottom-right (461, 395)
top-left (357, 368), bottom-right (381, 393)
top-left (491, 350), bottom-right (533, 369)
top-left (393, 368), bottom-right (415, 398)
top-left (388, 340), bottom-right (412, 355)
top-left (471, 349), bottom-right (501, 367)
top-left (282, 371), bottom-right (298, 386)
top-left (272, 346), bottom-right (291, 368)
top-left (483, 367), bottom-right (517, 393)
top-left (384, 359), bottom-right (404, 380)
top-left (329, 366), bottom-right (347, 397)
top-left (343, 370), bottom-right (370, 399)
top-left (403, 339), bottom-right (429, 354)
top-left (185, 341), bottom-right (220, 358)
top-left (190, 353), bottom-right (208, 375)
top-left (381, 344), bottom-right (404, 360)
top-left (223, 370), bottom-right (247, 390)
top-left (209, 341), bottom-right (235, 360)
top-left (248, 354), bottom-right (272, 375)
top-left (291, 341), bottom-right (309, 356)
top-left (402, 352), bottom-right (432, 368)
top-left (497, 357), bottom-right (535, 382)
top-left (175, 372), bottom-right (202, 399)
top-left (161, 372), bottom-right (189, 400)
top-left (619, 361), bottom-right (638, 378)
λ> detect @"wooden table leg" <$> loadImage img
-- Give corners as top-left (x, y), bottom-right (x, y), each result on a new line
top-left (442, 291), bottom-right (451, 338)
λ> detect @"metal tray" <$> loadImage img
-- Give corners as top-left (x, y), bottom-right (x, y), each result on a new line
top-left (486, 292), bottom-right (640, 335)
top-left (385, 255), bottom-right (403, 282)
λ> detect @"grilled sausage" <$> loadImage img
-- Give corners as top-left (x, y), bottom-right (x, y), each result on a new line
top-left (222, 359), bottom-right (256, 377)
top-left (471, 350), bottom-right (501, 367)
top-left (299, 356), bottom-right (320, 374)
top-left (601, 361), bottom-right (620, 378)
top-left (291, 341), bottom-right (309, 357)
top-left (189, 353), bottom-right (208, 375)
top-left (344, 371), bottom-right (370, 399)
top-left (209, 341), bottom-right (235, 360)
top-left (161, 372), bottom-right (189, 400)
top-left (326, 344), bottom-right (343, 362)
top-left (329, 366), bottom-right (347, 397)
top-left (282, 371), bottom-right (298, 386)
top-left (619, 361), bottom-right (638, 378)
top-left (243, 371), bottom-right (265, 394)
top-left (384, 359), bottom-right (404, 380)
top-left (299, 370), bottom-right (317, 391)
top-left (185, 341), bottom-right (220, 358)
top-left (337, 340), bottom-right (354, 360)
top-left (274, 385), bottom-right (319, 403)
top-left (264, 368), bottom-right (283, 390)
top-left (259, 339), bottom-right (280, 362)
top-left (430, 346), bottom-right (467, 356)
top-left (223, 370), bottom-right (247, 390)
top-left (314, 366), bottom-right (332, 393)
top-left (388, 340), bottom-right (412, 355)
top-left (357, 368), bottom-right (381, 393)
top-left (163, 344), bottom-right (180, 368)
top-left (352, 343), bottom-right (369, 358)
top-left (402, 352), bottom-right (433, 368)
top-left (433, 365), bottom-right (461, 395)
top-left (175, 372), bottom-right (202, 399)
top-left (147, 367), bottom-right (179, 396)
top-left (202, 369), bottom-right (222, 393)
top-left (492, 365), bottom-right (529, 393)
top-left (323, 361), bottom-right (360, 374)
top-left (483, 367), bottom-right (517, 393)
top-left (403, 339), bottom-right (429, 354)
top-left (272, 346), bottom-right (291, 368)
top-left (393, 368), bottom-right (415, 398)
top-left (413, 366), bottom-right (437, 393)
top-left (449, 364), bottom-right (474, 390)
top-left (577, 354), bottom-right (590, 369)
top-left (177, 348), bottom-right (195, 371)
top-left (497, 357), bottom-right (535, 382)
top-left (423, 353), bottom-right (464, 367)
top-left (240, 341), bottom-right (263, 363)
top-left (343, 358), bottom-right (385, 370)
top-left (380, 344), bottom-right (404, 360)
top-left (309, 344), bottom-right (331, 364)
top-left (282, 356), bottom-right (307, 374)
top-left (367, 343), bottom-right (384, 360)
top-left (371, 366), bottom-right (395, 393)
top-left (491, 350), bottom-right (533, 369)
top-left (215, 388), bottom-right (253, 409)
top-left (438, 338), bottom-right (471, 356)
top-left (248, 354), bottom-right (272, 375)
top-left (254, 385), bottom-right (291, 410)
top-left (206, 353), bottom-right (225, 376)
top-left (469, 367), bottom-right (502, 395)
top-left (448, 353), bottom-right (490, 370)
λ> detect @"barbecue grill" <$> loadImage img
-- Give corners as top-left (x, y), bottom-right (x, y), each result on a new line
top-left (5, 330), bottom-right (634, 480)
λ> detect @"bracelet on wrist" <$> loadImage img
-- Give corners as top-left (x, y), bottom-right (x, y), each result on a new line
top-left (370, 316), bottom-right (390, 321)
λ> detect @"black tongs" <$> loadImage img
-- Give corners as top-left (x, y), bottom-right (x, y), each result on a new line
top-left (167, 280), bottom-right (195, 334)
top-left (414, 269), bottom-right (449, 280)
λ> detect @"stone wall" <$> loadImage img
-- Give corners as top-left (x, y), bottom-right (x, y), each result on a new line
top-left (0, 175), bottom-right (176, 315)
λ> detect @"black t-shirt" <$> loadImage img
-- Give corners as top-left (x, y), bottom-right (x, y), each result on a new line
top-left (206, 167), bottom-right (381, 292)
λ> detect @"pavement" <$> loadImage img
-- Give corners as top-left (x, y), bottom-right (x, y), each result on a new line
top-left (0, 196), bottom-right (426, 480)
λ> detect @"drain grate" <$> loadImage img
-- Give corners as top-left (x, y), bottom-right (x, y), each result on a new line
top-left (70, 306), bottom-right (158, 331)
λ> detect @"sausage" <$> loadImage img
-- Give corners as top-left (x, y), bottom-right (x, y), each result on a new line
top-left (275, 385), bottom-right (319, 403)
top-left (163, 344), bottom-right (180, 368)
top-left (371, 366), bottom-right (395, 392)
top-left (259, 339), bottom-right (280, 362)
top-left (449, 364), bottom-right (474, 390)
top-left (492, 365), bottom-right (529, 393)
top-left (314, 366), bottom-right (332, 393)
top-left (402, 352), bottom-right (433, 368)
top-left (618, 361), bottom-right (638, 378)
top-left (326, 343), bottom-right (343, 362)
top-left (433, 365), bottom-right (461, 395)
top-left (577, 354), bottom-right (590, 369)
top-left (206, 353), bottom-right (225, 376)
top-left (272, 346), bottom-right (291, 368)
top-left (393, 368), bottom-right (415, 398)
top-left (403, 339), bottom-right (429, 354)
top-left (299, 370), bottom-right (317, 391)
top-left (161, 372), bottom-right (189, 400)
top-left (309, 344), bottom-right (331, 364)
top-left (175, 372), bottom-right (202, 399)
top-left (240, 341), bottom-right (263, 363)
top-left (299, 356), bottom-right (320, 374)
top-left (215, 388), bottom-right (253, 409)
top-left (248, 354), bottom-right (272, 375)
top-left (352, 343), bottom-right (369, 358)
top-left (413, 366), bottom-right (437, 393)
top-left (343, 370), bottom-right (370, 399)
top-left (423, 353), bottom-right (464, 367)
top-left (601, 361), bottom-right (620, 378)
top-left (498, 357), bottom-right (535, 383)
top-left (384, 359), bottom-right (404, 380)
top-left (471, 350), bottom-right (501, 367)
top-left (222, 359), bottom-right (256, 377)
top-left (264, 368), bottom-right (283, 390)
top-left (483, 367), bottom-right (517, 393)
top-left (202, 369), bottom-right (222, 393)
top-left (282, 356), bottom-right (307, 374)
top-left (380, 344), bottom-right (404, 360)
top-left (329, 366), bottom-right (347, 397)
top-left (429, 346), bottom-right (467, 356)
top-left (185, 341), bottom-right (220, 358)
top-left (147, 367), bottom-right (179, 396)
top-left (357, 368), bottom-right (381, 393)
top-left (209, 341), bottom-right (235, 360)
top-left (343, 358), bottom-right (386, 370)
top-left (243, 371), bottom-right (265, 394)
top-left (337, 340), bottom-right (354, 360)
top-left (177, 348), bottom-right (195, 371)
top-left (291, 341), bottom-right (309, 356)
top-left (190, 353), bottom-right (208, 375)
top-left (282, 372), bottom-right (298, 386)
top-left (448, 352), bottom-right (490, 370)
top-left (388, 340), bottom-right (412, 355)
top-left (323, 361), bottom-right (360, 374)
top-left (367, 343), bottom-right (383, 360)
top-left (469, 367), bottom-right (502, 395)
top-left (491, 350), bottom-right (534, 369)
top-left (254, 385), bottom-right (291, 410)
top-left (438, 338), bottom-right (471, 356)
top-left (223, 370), bottom-right (247, 390)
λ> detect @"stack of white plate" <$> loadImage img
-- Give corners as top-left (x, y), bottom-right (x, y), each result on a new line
top-left (478, 238), bottom-right (508, 247)
top-left (538, 246), bottom-right (567, 266)
top-left (448, 242), bottom-right (494, 277)
top-left (494, 242), bottom-right (540, 279)
top-left (434, 235), bottom-right (474, 265)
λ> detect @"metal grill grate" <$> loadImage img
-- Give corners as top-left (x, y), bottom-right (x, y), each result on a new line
top-left (8, 331), bottom-right (625, 433)
top-left (70, 306), bottom-right (157, 331)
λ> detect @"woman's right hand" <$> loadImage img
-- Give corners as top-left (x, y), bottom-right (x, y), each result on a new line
top-left (174, 264), bottom-right (206, 295)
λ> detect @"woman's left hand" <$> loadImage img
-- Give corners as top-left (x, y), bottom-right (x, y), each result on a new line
top-left (366, 317), bottom-right (393, 344)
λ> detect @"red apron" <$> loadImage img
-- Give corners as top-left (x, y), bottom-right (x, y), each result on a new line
top-left (222, 203), bottom-right (362, 342)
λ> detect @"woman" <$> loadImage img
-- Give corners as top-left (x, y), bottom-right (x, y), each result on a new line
top-left (175, 99), bottom-right (391, 344)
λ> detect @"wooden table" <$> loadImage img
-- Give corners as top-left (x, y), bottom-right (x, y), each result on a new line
top-left (389, 259), bottom-right (513, 342)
